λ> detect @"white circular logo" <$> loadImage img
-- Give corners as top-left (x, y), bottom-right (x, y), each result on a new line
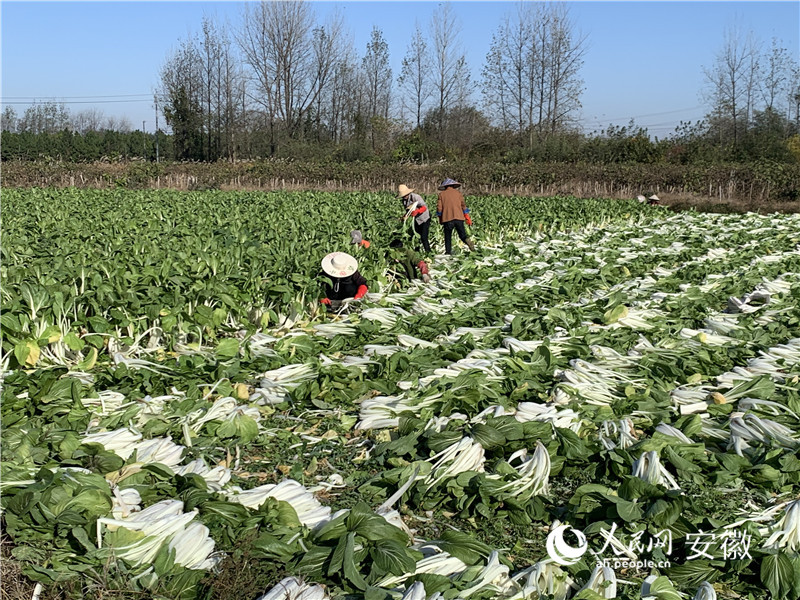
top-left (546, 524), bottom-right (588, 566)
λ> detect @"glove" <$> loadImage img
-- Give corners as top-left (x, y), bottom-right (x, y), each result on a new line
top-left (320, 298), bottom-right (331, 306)
top-left (417, 260), bottom-right (429, 275)
top-left (412, 207), bottom-right (426, 217)
top-left (422, 274), bottom-right (431, 283)
top-left (354, 285), bottom-right (368, 300)
top-left (465, 214), bottom-right (473, 226)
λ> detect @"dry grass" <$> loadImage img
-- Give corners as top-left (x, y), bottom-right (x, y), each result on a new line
top-left (656, 191), bottom-right (800, 214)
top-left (1, 538), bottom-right (38, 600)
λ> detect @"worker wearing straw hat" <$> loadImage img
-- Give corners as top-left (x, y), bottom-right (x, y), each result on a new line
top-left (397, 184), bottom-right (432, 253)
top-left (319, 252), bottom-right (368, 310)
top-left (436, 178), bottom-right (475, 255)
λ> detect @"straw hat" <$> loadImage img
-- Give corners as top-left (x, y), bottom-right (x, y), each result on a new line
top-left (397, 184), bottom-right (414, 198)
top-left (438, 178), bottom-right (461, 190)
top-left (321, 252), bottom-right (358, 278)
top-left (648, 194), bottom-right (660, 201)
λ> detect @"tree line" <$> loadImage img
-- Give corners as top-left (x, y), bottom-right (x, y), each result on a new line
top-left (2, 1), bottom-right (799, 165)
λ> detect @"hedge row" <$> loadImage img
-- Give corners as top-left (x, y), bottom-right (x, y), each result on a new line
top-left (2, 159), bottom-right (798, 202)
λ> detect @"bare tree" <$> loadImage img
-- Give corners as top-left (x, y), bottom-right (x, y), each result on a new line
top-left (323, 41), bottom-right (361, 143)
top-left (239, 0), bottom-right (341, 151)
top-left (543, 4), bottom-right (586, 135)
top-left (480, 32), bottom-right (510, 130)
top-left (2, 106), bottom-right (18, 133)
top-left (309, 9), bottom-right (348, 142)
top-left (703, 25), bottom-right (760, 147)
top-left (362, 27), bottom-right (392, 119)
top-left (18, 102), bottom-right (70, 134)
top-left (480, 3), bottom-right (584, 142)
top-left (397, 23), bottom-right (431, 129)
top-left (429, 3), bottom-right (471, 133)
top-left (760, 37), bottom-right (793, 112)
top-left (361, 26), bottom-right (392, 150)
top-left (72, 108), bottom-right (107, 134)
top-left (791, 62), bottom-right (800, 129)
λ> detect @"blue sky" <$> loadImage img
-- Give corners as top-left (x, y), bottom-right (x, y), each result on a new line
top-left (1, 1), bottom-right (798, 138)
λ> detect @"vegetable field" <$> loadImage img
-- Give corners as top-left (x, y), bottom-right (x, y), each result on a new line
top-left (2, 189), bottom-right (800, 600)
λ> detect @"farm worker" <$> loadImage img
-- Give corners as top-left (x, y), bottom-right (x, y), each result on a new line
top-left (350, 229), bottom-right (371, 249)
top-left (387, 236), bottom-right (431, 284)
top-left (647, 194), bottom-right (661, 206)
top-left (397, 184), bottom-right (432, 253)
top-left (319, 252), bottom-right (368, 310)
top-left (436, 178), bottom-right (475, 255)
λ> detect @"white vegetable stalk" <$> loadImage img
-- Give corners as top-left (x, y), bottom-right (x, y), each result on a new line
top-left (599, 418), bottom-right (638, 450)
top-left (81, 390), bottom-right (126, 414)
top-left (111, 487), bottom-right (142, 519)
top-left (397, 334), bottom-right (439, 348)
top-left (515, 402), bottom-right (582, 432)
top-left (360, 307), bottom-right (409, 329)
top-left (693, 582), bottom-right (717, 600)
top-left (191, 396), bottom-right (261, 429)
top-left (632, 451), bottom-right (681, 491)
top-left (424, 437), bottom-right (486, 489)
top-left (255, 577), bottom-right (329, 600)
top-left (132, 436), bottom-right (186, 468)
top-left (98, 499), bottom-right (207, 567)
top-left (167, 521), bottom-right (222, 570)
top-left (173, 458), bottom-right (232, 491)
top-left (579, 565), bottom-right (617, 598)
top-left (762, 499), bottom-right (800, 552)
top-left (377, 551), bottom-right (468, 588)
top-left (489, 443), bottom-right (551, 499)
top-left (364, 344), bottom-right (404, 356)
top-left (81, 428), bottom-right (143, 460)
top-left (401, 582), bottom-right (427, 600)
top-left (728, 412), bottom-right (799, 455)
top-left (356, 394), bottom-right (443, 430)
top-left (654, 423), bottom-right (694, 444)
top-left (227, 479), bottom-right (331, 528)
top-left (312, 322), bottom-right (357, 339)
top-left (459, 551), bottom-right (516, 598)
top-left (679, 328), bottom-right (741, 346)
top-left (509, 561), bottom-right (573, 600)
top-left (259, 363), bottom-right (318, 388)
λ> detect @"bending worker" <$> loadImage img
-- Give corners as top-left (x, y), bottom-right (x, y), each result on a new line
top-left (350, 230), bottom-right (371, 249)
top-left (319, 252), bottom-right (368, 310)
top-left (436, 178), bottom-right (475, 255)
top-left (387, 236), bottom-right (431, 285)
top-left (397, 184), bottom-right (432, 253)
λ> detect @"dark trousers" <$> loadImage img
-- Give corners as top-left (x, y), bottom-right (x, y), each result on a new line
top-left (442, 220), bottom-right (468, 255)
top-left (413, 219), bottom-right (432, 252)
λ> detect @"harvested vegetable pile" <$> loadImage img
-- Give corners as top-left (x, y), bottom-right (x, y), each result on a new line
top-left (2, 189), bottom-right (800, 600)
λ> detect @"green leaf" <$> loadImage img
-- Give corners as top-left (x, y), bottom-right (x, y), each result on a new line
top-left (761, 554), bottom-right (795, 599)
top-left (297, 545), bottom-right (334, 578)
top-left (216, 338), bottom-right (240, 359)
top-left (344, 532), bottom-right (368, 590)
top-left (64, 332), bottom-right (85, 351)
top-left (471, 424), bottom-right (505, 450)
top-left (370, 539), bottom-right (416, 576)
top-left (14, 340), bottom-right (39, 366)
top-left (603, 304), bottom-right (628, 324)
top-left (643, 575), bottom-right (682, 600)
